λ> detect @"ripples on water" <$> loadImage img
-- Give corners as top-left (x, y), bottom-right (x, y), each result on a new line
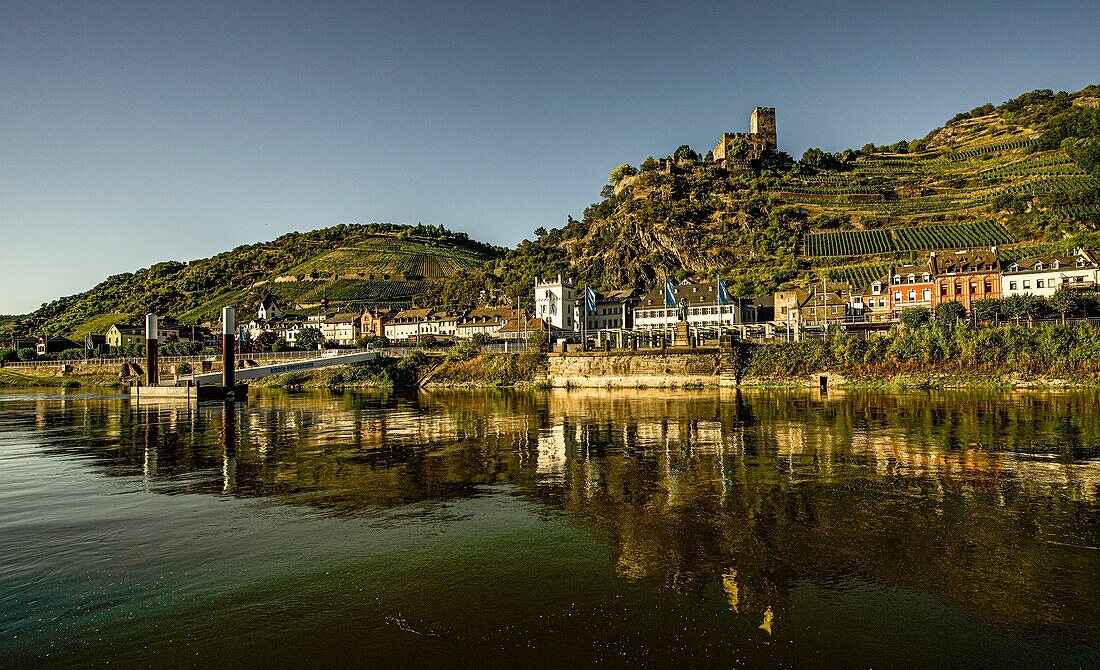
top-left (0, 387), bottom-right (1098, 668)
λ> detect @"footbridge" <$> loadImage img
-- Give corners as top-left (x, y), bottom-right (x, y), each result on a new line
top-left (185, 350), bottom-right (380, 386)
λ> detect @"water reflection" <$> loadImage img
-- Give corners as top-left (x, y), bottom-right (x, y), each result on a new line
top-left (5, 387), bottom-right (1100, 659)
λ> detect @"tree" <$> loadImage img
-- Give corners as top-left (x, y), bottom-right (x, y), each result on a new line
top-left (420, 334), bottom-right (438, 347)
top-left (899, 307), bottom-right (931, 330)
top-left (640, 156), bottom-right (659, 172)
top-left (934, 301), bottom-right (967, 325)
top-left (296, 327), bottom-right (324, 350)
top-left (471, 333), bottom-right (493, 346)
top-left (17, 347), bottom-right (36, 361)
top-left (800, 148), bottom-right (839, 170)
top-left (673, 145), bottom-right (701, 163)
top-left (971, 297), bottom-right (1003, 323)
top-left (1049, 286), bottom-right (1086, 319)
top-left (608, 163), bottom-right (638, 184)
top-left (533, 227), bottom-right (547, 238)
top-left (0, 348), bottom-right (17, 362)
top-left (252, 330), bottom-right (279, 352)
top-left (271, 337), bottom-right (290, 352)
top-left (527, 330), bottom-right (549, 353)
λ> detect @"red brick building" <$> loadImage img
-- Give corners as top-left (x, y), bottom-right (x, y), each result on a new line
top-left (929, 248), bottom-right (1001, 312)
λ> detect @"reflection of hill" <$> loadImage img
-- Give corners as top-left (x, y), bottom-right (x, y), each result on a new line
top-left (16, 388), bottom-right (1100, 644)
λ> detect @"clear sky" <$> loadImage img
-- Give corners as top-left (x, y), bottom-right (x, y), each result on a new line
top-left (1, 1), bottom-right (1098, 314)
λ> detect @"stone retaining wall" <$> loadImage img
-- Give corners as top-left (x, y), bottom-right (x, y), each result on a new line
top-left (546, 349), bottom-right (731, 388)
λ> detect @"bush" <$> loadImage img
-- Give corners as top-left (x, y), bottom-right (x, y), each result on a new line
top-left (57, 348), bottom-right (86, 360)
top-left (175, 362), bottom-right (193, 375)
top-left (17, 348), bottom-right (36, 361)
top-left (446, 340), bottom-right (479, 362)
top-left (899, 307), bottom-right (931, 330)
top-left (420, 334), bottom-right (438, 347)
top-left (934, 301), bottom-right (967, 325)
top-left (0, 348), bottom-right (18, 362)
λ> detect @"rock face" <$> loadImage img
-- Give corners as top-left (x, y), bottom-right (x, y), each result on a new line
top-left (546, 350), bottom-right (730, 388)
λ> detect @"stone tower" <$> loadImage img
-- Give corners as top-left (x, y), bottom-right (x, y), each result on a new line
top-left (750, 107), bottom-right (777, 151)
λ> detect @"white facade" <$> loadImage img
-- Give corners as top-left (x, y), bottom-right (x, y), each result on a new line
top-left (320, 314), bottom-right (361, 346)
top-left (535, 276), bottom-right (575, 332)
top-left (1001, 252), bottom-right (1098, 298)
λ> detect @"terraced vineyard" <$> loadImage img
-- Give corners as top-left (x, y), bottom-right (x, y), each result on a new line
top-left (804, 230), bottom-right (892, 256)
top-left (806, 221), bottom-right (1014, 257)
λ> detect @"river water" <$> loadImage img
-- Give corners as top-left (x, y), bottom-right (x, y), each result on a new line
top-left (0, 388), bottom-right (1098, 668)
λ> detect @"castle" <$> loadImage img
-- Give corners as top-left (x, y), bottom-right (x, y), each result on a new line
top-left (712, 107), bottom-right (777, 171)
top-left (653, 107), bottom-right (777, 176)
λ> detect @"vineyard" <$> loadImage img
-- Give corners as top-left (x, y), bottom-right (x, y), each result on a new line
top-left (805, 221), bottom-right (1014, 257)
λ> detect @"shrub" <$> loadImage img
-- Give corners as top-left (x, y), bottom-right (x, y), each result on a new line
top-left (0, 348), bottom-right (18, 362)
top-left (934, 301), bottom-right (967, 325)
top-left (899, 307), bottom-right (931, 330)
top-left (17, 348), bottom-right (36, 361)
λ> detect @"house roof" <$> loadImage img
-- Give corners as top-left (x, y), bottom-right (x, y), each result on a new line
top-left (930, 248), bottom-right (999, 274)
top-left (497, 317), bottom-right (561, 334)
top-left (392, 308), bottom-right (436, 321)
top-left (1004, 252), bottom-right (1096, 274)
top-left (639, 280), bottom-right (735, 307)
top-left (324, 313), bottom-right (359, 324)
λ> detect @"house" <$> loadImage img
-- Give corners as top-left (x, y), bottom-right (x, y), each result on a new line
top-left (36, 337), bottom-right (81, 356)
top-left (360, 308), bottom-right (394, 338)
top-left (773, 289), bottom-right (810, 327)
top-left (455, 308), bottom-right (523, 339)
top-left (578, 288), bottom-right (643, 332)
top-left (887, 259), bottom-right (936, 314)
top-left (105, 324), bottom-right (143, 348)
top-left (633, 280), bottom-right (747, 332)
top-left (496, 316), bottom-right (563, 342)
top-left (800, 282), bottom-right (855, 327)
top-left (385, 308), bottom-right (440, 342)
top-left (1001, 249), bottom-right (1098, 298)
top-left (930, 247), bottom-right (1001, 312)
top-left (257, 296), bottom-right (283, 321)
top-left (320, 313), bottom-right (362, 346)
top-left (855, 278), bottom-right (894, 324)
top-left (534, 276), bottom-right (576, 332)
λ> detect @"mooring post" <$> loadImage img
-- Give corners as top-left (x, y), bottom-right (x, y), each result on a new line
top-left (222, 306), bottom-right (235, 389)
top-left (145, 313), bottom-right (159, 386)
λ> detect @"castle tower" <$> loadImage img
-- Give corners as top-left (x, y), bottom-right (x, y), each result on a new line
top-left (535, 275), bottom-right (575, 332)
top-left (750, 107), bottom-right (777, 150)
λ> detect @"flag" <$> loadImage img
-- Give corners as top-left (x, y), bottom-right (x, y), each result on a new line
top-left (664, 278), bottom-right (677, 307)
top-left (717, 276), bottom-right (731, 306)
top-left (585, 286), bottom-right (597, 315)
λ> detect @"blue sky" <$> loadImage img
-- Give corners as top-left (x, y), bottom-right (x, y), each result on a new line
top-left (2, 1), bottom-right (1098, 314)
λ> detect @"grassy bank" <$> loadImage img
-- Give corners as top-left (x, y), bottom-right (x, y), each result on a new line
top-left (737, 322), bottom-right (1100, 387)
top-left (251, 354), bottom-right (434, 390)
top-left (426, 352), bottom-right (547, 388)
top-left (0, 368), bottom-right (121, 388)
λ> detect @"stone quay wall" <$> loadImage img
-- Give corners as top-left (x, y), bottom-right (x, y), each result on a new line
top-left (546, 349), bottom-right (734, 388)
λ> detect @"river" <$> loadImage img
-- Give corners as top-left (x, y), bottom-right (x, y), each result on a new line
top-left (1, 388), bottom-right (1098, 668)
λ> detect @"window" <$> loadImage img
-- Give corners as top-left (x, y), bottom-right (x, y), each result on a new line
top-left (1035, 263), bottom-right (1044, 271)
top-left (1009, 281), bottom-right (1017, 290)
top-left (922, 289), bottom-right (931, 301)
top-left (1023, 281), bottom-right (1031, 289)
top-left (969, 283), bottom-right (977, 294)
top-left (984, 281), bottom-right (992, 293)
top-left (1037, 279), bottom-right (1045, 288)
top-left (872, 284), bottom-right (881, 295)
top-left (879, 298), bottom-right (886, 307)
top-left (1052, 261), bottom-right (1059, 269)
top-left (810, 307), bottom-right (817, 316)
top-left (1077, 259), bottom-right (1085, 267)
top-left (954, 282), bottom-right (962, 294)
top-left (940, 284), bottom-right (948, 297)
top-left (923, 273), bottom-right (930, 282)
top-left (894, 276), bottom-right (902, 285)
top-left (908, 289), bottom-right (916, 301)
top-left (908, 274), bottom-right (915, 284)
top-left (894, 291), bottom-right (902, 302)
top-left (832, 306), bottom-right (839, 314)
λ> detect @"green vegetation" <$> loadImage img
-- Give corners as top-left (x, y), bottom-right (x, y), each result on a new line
top-left (428, 352), bottom-right (547, 387)
top-left (741, 321), bottom-right (1100, 382)
top-left (17, 223), bottom-right (502, 340)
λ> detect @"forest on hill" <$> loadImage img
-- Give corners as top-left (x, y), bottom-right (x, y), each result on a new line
top-left (8, 84), bottom-right (1100, 340)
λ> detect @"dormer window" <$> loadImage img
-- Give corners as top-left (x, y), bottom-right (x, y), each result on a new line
top-left (907, 274), bottom-right (915, 284)
top-left (1077, 259), bottom-right (1085, 267)
top-left (1052, 261), bottom-right (1059, 270)
top-left (894, 275), bottom-right (902, 285)
top-left (1035, 262), bottom-right (1044, 271)
top-left (1010, 264), bottom-right (1018, 272)
top-left (922, 273), bottom-right (930, 282)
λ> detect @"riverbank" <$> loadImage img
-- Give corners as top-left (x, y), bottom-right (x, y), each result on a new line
top-left (0, 368), bottom-right (121, 388)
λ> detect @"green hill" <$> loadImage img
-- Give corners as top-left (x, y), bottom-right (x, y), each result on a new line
top-left (27, 224), bottom-right (502, 339)
top-left (478, 84), bottom-right (1100, 302)
top-left (16, 85), bottom-right (1100, 340)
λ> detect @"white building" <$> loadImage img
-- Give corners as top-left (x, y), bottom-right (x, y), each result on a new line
top-left (258, 296), bottom-right (283, 321)
top-left (579, 289), bottom-right (642, 332)
top-left (1001, 249), bottom-right (1098, 298)
top-left (385, 308), bottom-right (440, 341)
top-left (319, 313), bottom-right (361, 346)
top-left (454, 308), bottom-right (522, 339)
top-left (632, 280), bottom-right (743, 332)
top-left (535, 276), bottom-right (575, 332)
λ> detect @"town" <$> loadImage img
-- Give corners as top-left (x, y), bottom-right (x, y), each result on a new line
top-left (10, 245), bottom-right (1099, 361)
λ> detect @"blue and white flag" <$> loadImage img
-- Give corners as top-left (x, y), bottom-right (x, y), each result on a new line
top-left (585, 285), bottom-right (598, 315)
top-left (664, 278), bottom-right (677, 307)
top-left (717, 276), bottom-right (731, 305)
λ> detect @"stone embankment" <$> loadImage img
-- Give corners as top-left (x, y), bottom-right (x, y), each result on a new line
top-left (546, 349), bottom-right (734, 388)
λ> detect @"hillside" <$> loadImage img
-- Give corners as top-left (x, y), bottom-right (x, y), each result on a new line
top-left (16, 85), bottom-right (1100, 339)
top-left (25, 224), bottom-right (502, 339)
top-left (482, 85), bottom-right (1100, 302)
